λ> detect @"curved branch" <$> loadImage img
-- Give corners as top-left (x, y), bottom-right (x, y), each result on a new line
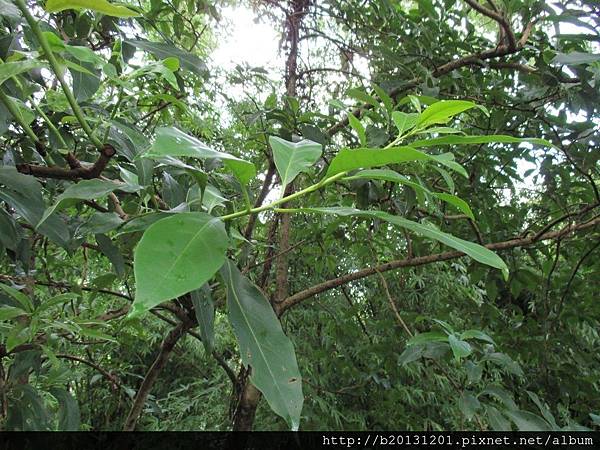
top-left (279, 215), bottom-right (600, 314)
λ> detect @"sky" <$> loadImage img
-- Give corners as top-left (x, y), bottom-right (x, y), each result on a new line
top-left (210, 6), bottom-right (281, 71)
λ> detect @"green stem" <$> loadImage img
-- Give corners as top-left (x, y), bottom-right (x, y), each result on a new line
top-left (14, 0), bottom-right (103, 150)
top-left (31, 101), bottom-right (68, 149)
top-left (102, 87), bottom-right (125, 143)
top-left (219, 172), bottom-right (346, 221)
top-left (240, 185), bottom-right (252, 212)
top-left (0, 89), bottom-right (40, 144)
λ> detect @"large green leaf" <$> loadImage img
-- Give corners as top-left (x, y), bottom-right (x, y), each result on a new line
top-left (296, 207), bottom-right (508, 277)
top-left (143, 127), bottom-right (256, 184)
top-left (410, 134), bottom-right (555, 149)
top-left (344, 169), bottom-right (474, 219)
top-left (38, 179), bottom-right (127, 228)
top-left (326, 146), bottom-right (467, 178)
top-left (125, 40), bottom-right (208, 76)
top-left (45, 0), bottom-right (140, 17)
top-left (130, 212), bottom-right (228, 317)
top-left (269, 136), bottom-right (322, 191)
top-left (0, 60), bottom-right (45, 86)
top-left (415, 100), bottom-right (475, 128)
top-left (221, 261), bottom-right (303, 430)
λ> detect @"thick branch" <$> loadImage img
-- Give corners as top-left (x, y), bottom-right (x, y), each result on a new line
top-left (16, 144), bottom-right (116, 180)
top-left (279, 215), bottom-right (600, 313)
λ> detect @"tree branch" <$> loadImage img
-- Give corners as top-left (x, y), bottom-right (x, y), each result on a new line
top-left (123, 320), bottom-right (192, 431)
top-left (325, 20), bottom-right (535, 137)
top-left (279, 214), bottom-right (600, 314)
top-left (463, 0), bottom-right (517, 50)
top-left (16, 144), bottom-right (116, 180)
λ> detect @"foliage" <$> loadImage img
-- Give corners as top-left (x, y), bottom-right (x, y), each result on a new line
top-left (0, 0), bottom-right (598, 432)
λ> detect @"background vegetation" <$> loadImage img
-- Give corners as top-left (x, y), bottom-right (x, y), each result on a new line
top-left (0, 0), bottom-right (599, 431)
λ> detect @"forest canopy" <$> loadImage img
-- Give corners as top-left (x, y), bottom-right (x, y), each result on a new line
top-left (0, 0), bottom-right (599, 432)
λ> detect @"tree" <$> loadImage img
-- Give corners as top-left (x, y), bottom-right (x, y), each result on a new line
top-left (0, 0), bottom-right (598, 432)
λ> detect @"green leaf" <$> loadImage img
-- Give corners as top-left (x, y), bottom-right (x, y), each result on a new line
top-left (269, 136), bottom-right (322, 191)
top-left (461, 329), bottom-right (495, 344)
top-left (0, 305), bottom-right (27, 321)
top-left (504, 410), bottom-right (552, 431)
top-left (485, 405), bottom-right (511, 431)
top-left (344, 169), bottom-right (474, 219)
top-left (527, 391), bottom-right (558, 429)
top-left (372, 84), bottom-right (393, 116)
top-left (326, 146), bottom-right (467, 178)
top-left (38, 179), bottom-right (126, 228)
top-left (481, 385), bottom-right (518, 410)
top-left (128, 60), bottom-right (178, 90)
top-left (0, 209), bottom-right (19, 250)
top-left (221, 261), bottom-right (303, 430)
top-left (125, 40), bottom-right (208, 76)
top-left (481, 352), bottom-right (523, 376)
top-left (410, 134), bottom-right (555, 149)
top-left (0, 60), bottom-right (46, 86)
top-left (415, 100), bottom-right (476, 128)
top-left (433, 193), bottom-right (475, 220)
top-left (44, 0), bottom-right (140, 17)
top-left (50, 388), bottom-right (80, 431)
top-left (0, 283), bottom-right (33, 312)
top-left (458, 392), bottom-right (481, 420)
top-left (191, 285), bottom-right (214, 352)
top-left (448, 334), bottom-right (472, 360)
top-left (406, 331), bottom-right (448, 346)
top-left (143, 127), bottom-right (256, 184)
top-left (70, 64), bottom-right (100, 102)
top-left (296, 207), bottom-right (508, 276)
top-left (130, 212), bottom-right (228, 317)
top-left (398, 345), bottom-right (425, 365)
top-left (552, 52), bottom-right (600, 65)
top-left (95, 234), bottom-right (126, 278)
top-left (346, 87), bottom-right (378, 107)
top-left (347, 113), bottom-right (366, 146)
top-left (202, 184), bottom-right (227, 213)
top-left (392, 111), bottom-right (418, 137)
top-left (0, 166), bottom-right (70, 246)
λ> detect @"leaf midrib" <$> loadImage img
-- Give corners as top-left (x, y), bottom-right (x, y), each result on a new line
top-left (226, 263), bottom-right (292, 420)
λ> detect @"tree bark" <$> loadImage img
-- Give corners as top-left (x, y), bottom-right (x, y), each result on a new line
top-left (231, 0), bottom-right (309, 431)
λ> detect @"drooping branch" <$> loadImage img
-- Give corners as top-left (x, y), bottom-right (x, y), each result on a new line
top-left (279, 214), bottom-right (600, 314)
top-left (16, 144), bottom-right (116, 180)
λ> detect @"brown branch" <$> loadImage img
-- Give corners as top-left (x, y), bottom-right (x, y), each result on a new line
top-left (56, 354), bottom-right (120, 390)
top-left (123, 320), bottom-right (192, 431)
top-left (325, 20), bottom-right (535, 137)
top-left (16, 144), bottom-right (116, 180)
top-left (279, 215), bottom-right (600, 314)
top-left (463, 0), bottom-right (517, 50)
top-left (243, 160), bottom-right (276, 240)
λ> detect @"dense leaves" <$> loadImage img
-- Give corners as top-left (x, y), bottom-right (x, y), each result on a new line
top-left (0, 0), bottom-right (598, 433)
